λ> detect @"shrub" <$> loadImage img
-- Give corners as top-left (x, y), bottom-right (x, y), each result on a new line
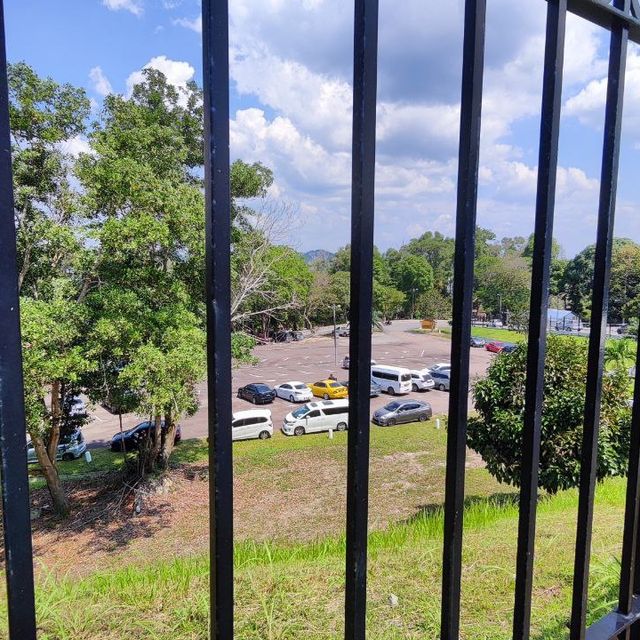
top-left (467, 334), bottom-right (632, 494)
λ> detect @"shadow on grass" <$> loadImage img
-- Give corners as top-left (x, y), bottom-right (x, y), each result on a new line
top-left (405, 491), bottom-right (520, 526)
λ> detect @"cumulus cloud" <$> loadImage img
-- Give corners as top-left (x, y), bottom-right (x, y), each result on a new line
top-left (173, 15), bottom-right (202, 33)
top-left (89, 66), bottom-right (113, 97)
top-left (126, 56), bottom-right (195, 105)
top-left (58, 136), bottom-right (93, 157)
top-left (102, 0), bottom-right (143, 16)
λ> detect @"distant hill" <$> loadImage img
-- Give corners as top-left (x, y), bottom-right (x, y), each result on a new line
top-left (302, 249), bottom-right (335, 264)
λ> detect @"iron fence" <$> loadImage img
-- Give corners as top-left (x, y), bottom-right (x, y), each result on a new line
top-left (1, 0), bottom-right (640, 638)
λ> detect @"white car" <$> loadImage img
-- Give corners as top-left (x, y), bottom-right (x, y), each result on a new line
top-left (275, 381), bottom-right (313, 403)
top-left (232, 409), bottom-right (273, 441)
top-left (429, 362), bottom-right (451, 373)
top-left (67, 396), bottom-right (87, 417)
top-left (342, 356), bottom-right (377, 369)
top-left (410, 369), bottom-right (435, 392)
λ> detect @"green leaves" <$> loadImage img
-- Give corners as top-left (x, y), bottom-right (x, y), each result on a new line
top-left (468, 335), bottom-right (633, 494)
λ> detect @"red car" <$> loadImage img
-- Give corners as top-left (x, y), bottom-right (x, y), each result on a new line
top-left (485, 341), bottom-right (505, 353)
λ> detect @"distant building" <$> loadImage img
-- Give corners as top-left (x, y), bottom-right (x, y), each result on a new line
top-left (548, 308), bottom-right (581, 331)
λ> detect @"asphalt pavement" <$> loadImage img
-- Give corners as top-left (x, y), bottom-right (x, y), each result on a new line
top-left (82, 320), bottom-right (495, 449)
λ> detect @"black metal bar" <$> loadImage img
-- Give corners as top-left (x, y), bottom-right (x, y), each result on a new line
top-left (440, 1), bottom-right (486, 638)
top-left (585, 596), bottom-right (640, 640)
top-left (344, 1), bottom-right (379, 638)
top-left (0, 0), bottom-right (38, 637)
top-left (571, 1), bottom-right (629, 637)
top-left (566, 0), bottom-right (640, 44)
top-left (512, 3), bottom-right (567, 639)
top-left (202, 1), bottom-right (234, 638)
top-left (618, 332), bottom-right (640, 617)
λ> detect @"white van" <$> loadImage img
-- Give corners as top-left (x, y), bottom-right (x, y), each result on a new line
top-left (371, 365), bottom-right (412, 395)
top-left (232, 409), bottom-right (273, 441)
top-left (282, 399), bottom-right (349, 436)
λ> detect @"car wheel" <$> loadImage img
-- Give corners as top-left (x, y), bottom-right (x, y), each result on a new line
top-left (387, 387), bottom-right (395, 395)
top-left (294, 426), bottom-right (305, 436)
top-left (323, 393), bottom-right (330, 400)
top-left (438, 383), bottom-right (446, 391)
top-left (62, 453), bottom-right (74, 462)
top-left (336, 422), bottom-right (347, 431)
top-left (258, 430), bottom-right (271, 440)
top-left (412, 383), bottom-right (419, 392)
top-left (418, 414), bottom-right (428, 422)
top-left (289, 395), bottom-right (295, 402)
top-left (387, 418), bottom-right (396, 426)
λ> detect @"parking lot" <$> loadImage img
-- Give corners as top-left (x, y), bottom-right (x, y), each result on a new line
top-left (82, 320), bottom-right (495, 448)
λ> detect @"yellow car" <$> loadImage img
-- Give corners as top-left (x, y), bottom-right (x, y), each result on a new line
top-left (308, 379), bottom-right (349, 400)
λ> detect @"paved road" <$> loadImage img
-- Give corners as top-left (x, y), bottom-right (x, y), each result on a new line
top-left (83, 320), bottom-right (494, 449)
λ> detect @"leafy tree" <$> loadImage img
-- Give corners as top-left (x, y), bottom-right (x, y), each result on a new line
top-left (475, 255), bottom-right (530, 319)
top-left (388, 253), bottom-right (433, 299)
top-left (604, 338), bottom-right (636, 371)
top-left (9, 63), bottom-right (91, 514)
top-left (468, 335), bottom-right (631, 493)
top-left (415, 289), bottom-right (452, 321)
top-left (403, 231), bottom-right (455, 293)
top-left (373, 282), bottom-right (405, 321)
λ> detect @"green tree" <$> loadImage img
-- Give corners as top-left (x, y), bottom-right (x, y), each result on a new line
top-left (475, 255), bottom-right (531, 319)
top-left (415, 289), bottom-right (452, 321)
top-left (468, 335), bottom-right (631, 493)
top-left (9, 63), bottom-right (91, 514)
top-left (403, 231), bottom-right (455, 293)
top-left (373, 282), bottom-right (405, 321)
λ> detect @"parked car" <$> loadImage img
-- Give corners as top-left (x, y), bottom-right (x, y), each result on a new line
top-left (110, 420), bottom-right (182, 453)
top-left (308, 379), bottom-right (349, 400)
top-left (282, 399), bottom-right (349, 436)
top-left (341, 356), bottom-right (377, 369)
top-left (274, 381), bottom-right (313, 403)
top-left (490, 319), bottom-right (503, 327)
top-left (410, 369), bottom-right (435, 392)
top-left (66, 396), bottom-right (87, 417)
top-left (371, 365), bottom-right (412, 395)
top-left (501, 342), bottom-right (518, 353)
top-left (232, 409), bottom-right (273, 440)
top-left (271, 329), bottom-right (305, 343)
top-left (27, 429), bottom-right (87, 463)
top-left (332, 326), bottom-right (350, 337)
top-left (431, 369), bottom-right (451, 391)
top-left (485, 341), bottom-right (505, 353)
top-left (429, 362), bottom-right (451, 373)
top-left (341, 380), bottom-right (383, 397)
top-left (237, 383), bottom-right (276, 404)
top-left (372, 400), bottom-right (432, 426)
top-left (470, 336), bottom-right (487, 347)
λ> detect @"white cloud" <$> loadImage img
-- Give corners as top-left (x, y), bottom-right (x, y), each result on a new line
top-left (89, 66), bottom-right (113, 97)
top-left (126, 56), bottom-right (195, 105)
top-left (102, 0), bottom-right (143, 16)
top-left (173, 15), bottom-right (202, 33)
top-left (58, 136), bottom-right (92, 157)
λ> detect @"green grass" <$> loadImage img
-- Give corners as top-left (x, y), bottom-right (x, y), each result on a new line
top-left (470, 326), bottom-right (525, 342)
top-left (6, 477), bottom-right (626, 639)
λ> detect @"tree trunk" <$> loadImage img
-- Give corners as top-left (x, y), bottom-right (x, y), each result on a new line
top-left (47, 380), bottom-right (63, 464)
top-left (158, 410), bottom-right (176, 470)
top-left (31, 433), bottom-right (70, 517)
top-left (145, 413), bottom-right (163, 474)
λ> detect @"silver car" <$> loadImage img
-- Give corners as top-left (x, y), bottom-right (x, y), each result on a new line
top-left (27, 429), bottom-right (87, 464)
top-left (372, 400), bottom-right (432, 426)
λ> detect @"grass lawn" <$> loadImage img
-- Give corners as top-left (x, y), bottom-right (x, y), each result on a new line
top-left (8, 477), bottom-right (626, 639)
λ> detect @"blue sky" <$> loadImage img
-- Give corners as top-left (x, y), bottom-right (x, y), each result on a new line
top-left (6, 0), bottom-right (640, 257)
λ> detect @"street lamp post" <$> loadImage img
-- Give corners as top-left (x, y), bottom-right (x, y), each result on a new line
top-left (332, 304), bottom-right (340, 367)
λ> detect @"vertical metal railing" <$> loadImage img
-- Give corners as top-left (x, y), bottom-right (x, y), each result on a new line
top-left (0, 0), bottom-right (37, 637)
top-left (440, 1), bottom-right (486, 638)
top-left (572, 2), bottom-right (629, 638)
top-left (512, 2), bottom-right (567, 639)
top-left (202, 1), bottom-right (234, 638)
top-left (344, 1), bottom-right (379, 639)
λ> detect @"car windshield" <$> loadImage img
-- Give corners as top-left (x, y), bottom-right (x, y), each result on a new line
top-left (254, 384), bottom-right (271, 392)
top-left (422, 374), bottom-right (432, 381)
top-left (329, 382), bottom-right (342, 388)
top-left (291, 406), bottom-right (308, 418)
top-left (384, 402), bottom-right (401, 411)
top-left (294, 384), bottom-right (307, 390)
top-left (400, 373), bottom-right (411, 382)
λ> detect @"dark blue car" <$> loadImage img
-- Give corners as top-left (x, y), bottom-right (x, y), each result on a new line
top-left (110, 420), bottom-right (182, 453)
